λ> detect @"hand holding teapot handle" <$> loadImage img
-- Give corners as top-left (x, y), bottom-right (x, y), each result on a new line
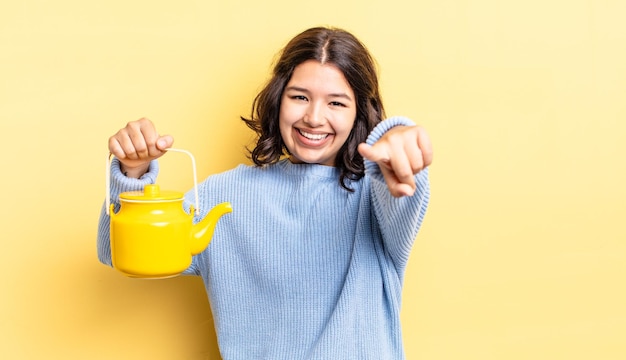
top-left (108, 118), bottom-right (174, 178)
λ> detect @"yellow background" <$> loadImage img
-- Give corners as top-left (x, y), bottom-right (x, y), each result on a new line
top-left (1, 0), bottom-right (624, 359)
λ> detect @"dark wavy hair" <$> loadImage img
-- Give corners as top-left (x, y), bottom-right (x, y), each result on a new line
top-left (241, 26), bottom-right (385, 191)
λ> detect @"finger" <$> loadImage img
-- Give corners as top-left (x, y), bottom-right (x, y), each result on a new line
top-left (405, 140), bottom-right (424, 174)
top-left (393, 183), bottom-right (416, 197)
top-left (113, 126), bottom-right (143, 160)
top-left (108, 136), bottom-right (127, 160)
top-left (360, 141), bottom-right (415, 196)
top-left (358, 143), bottom-right (391, 168)
top-left (131, 119), bottom-right (157, 159)
top-left (379, 166), bottom-right (415, 197)
top-left (387, 140), bottom-right (416, 191)
top-left (108, 119), bottom-right (153, 160)
top-left (156, 135), bottom-right (174, 152)
top-left (416, 127), bottom-right (433, 167)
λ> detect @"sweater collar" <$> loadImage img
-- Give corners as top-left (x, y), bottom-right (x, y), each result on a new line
top-left (277, 159), bottom-right (340, 179)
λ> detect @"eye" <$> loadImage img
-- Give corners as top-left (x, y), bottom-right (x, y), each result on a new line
top-left (291, 95), bottom-right (308, 101)
top-left (329, 101), bottom-right (346, 107)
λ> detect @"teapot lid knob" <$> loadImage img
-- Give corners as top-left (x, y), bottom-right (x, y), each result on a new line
top-left (119, 184), bottom-right (183, 201)
top-left (144, 184), bottom-right (160, 197)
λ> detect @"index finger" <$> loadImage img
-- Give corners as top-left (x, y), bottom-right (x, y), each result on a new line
top-left (357, 143), bottom-right (391, 168)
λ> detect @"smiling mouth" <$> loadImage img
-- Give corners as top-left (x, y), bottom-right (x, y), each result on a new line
top-left (298, 129), bottom-right (329, 141)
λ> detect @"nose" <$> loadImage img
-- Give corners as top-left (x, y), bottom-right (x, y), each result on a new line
top-left (303, 102), bottom-right (325, 127)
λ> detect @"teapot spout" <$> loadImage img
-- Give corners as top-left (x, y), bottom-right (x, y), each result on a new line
top-left (190, 202), bottom-right (232, 255)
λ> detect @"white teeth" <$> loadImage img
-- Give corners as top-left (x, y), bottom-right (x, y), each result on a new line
top-left (299, 130), bottom-right (328, 140)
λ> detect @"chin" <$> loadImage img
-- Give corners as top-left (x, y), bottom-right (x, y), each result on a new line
top-left (289, 155), bottom-right (333, 166)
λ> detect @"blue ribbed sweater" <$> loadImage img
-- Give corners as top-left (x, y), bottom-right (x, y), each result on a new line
top-left (98, 116), bottom-right (430, 359)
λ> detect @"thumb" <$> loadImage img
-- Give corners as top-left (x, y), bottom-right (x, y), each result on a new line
top-left (156, 135), bottom-right (174, 151)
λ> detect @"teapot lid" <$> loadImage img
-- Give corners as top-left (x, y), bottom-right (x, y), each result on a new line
top-left (119, 184), bottom-right (183, 201)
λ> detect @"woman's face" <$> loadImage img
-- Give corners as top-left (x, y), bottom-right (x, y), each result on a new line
top-left (279, 60), bottom-right (357, 166)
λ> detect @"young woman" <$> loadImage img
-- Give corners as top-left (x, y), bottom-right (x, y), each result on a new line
top-left (99, 26), bottom-right (433, 359)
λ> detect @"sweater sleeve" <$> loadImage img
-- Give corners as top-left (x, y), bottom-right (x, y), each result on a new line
top-left (363, 116), bottom-right (431, 273)
top-left (96, 158), bottom-right (159, 266)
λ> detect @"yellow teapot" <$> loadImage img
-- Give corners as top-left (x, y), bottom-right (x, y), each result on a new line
top-left (106, 149), bottom-right (231, 278)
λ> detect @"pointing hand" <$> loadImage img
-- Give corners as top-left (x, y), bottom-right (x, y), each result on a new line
top-left (358, 125), bottom-right (433, 197)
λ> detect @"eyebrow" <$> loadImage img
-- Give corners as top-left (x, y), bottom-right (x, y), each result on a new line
top-left (285, 86), bottom-right (353, 102)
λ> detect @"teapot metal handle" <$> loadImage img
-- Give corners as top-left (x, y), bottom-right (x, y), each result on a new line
top-left (105, 148), bottom-right (200, 216)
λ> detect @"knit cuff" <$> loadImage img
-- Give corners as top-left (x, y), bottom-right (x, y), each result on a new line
top-left (109, 158), bottom-right (159, 205)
